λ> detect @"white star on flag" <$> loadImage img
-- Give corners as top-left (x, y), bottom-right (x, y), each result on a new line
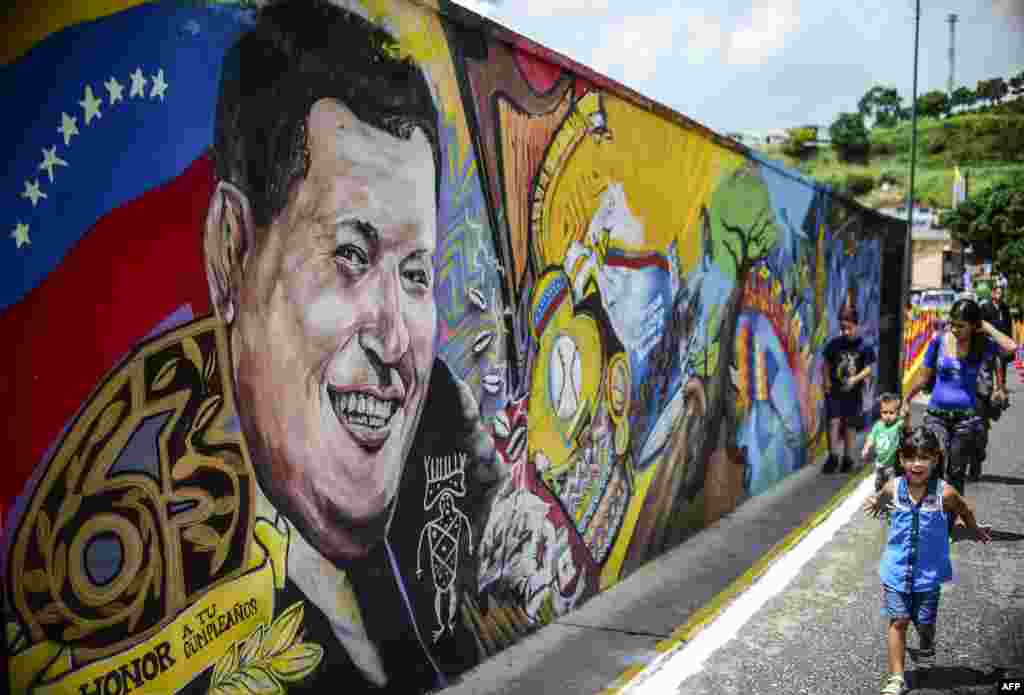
top-left (130, 67), bottom-right (148, 98)
top-left (21, 179), bottom-right (47, 207)
top-left (104, 76), bottom-right (125, 104)
top-left (79, 85), bottom-right (102, 125)
top-left (39, 146), bottom-right (69, 183)
top-left (150, 69), bottom-right (169, 101)
top-left (57, 112), bottom-right (79, 146)
top-left (11, 222), bottom-right (31, 249)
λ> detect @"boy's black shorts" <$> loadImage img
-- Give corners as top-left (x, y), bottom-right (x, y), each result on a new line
top-left (825, 392), bottom-right (862, 421)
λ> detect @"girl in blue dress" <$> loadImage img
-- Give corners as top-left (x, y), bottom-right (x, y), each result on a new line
top-left (863, 426), bottom-right (991, 695)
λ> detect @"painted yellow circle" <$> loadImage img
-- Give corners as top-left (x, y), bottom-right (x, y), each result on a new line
top-left (606, 352), bottom-right (630, 424)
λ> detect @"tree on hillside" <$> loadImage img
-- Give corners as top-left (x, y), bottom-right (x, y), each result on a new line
top-left (941, 173), bottom-right (1024, 308)
top-left (1010, 70), bottom-right (1024, 97)
top-left (917, 90), bottom-right (951, 118)
top-left (783, 127), bottom-right (816, 157)
top-left (858, 85), bottom-right (903, 127)
top-left (977, 77), bottom-right (1010, 107)
top-left (829, 112), bottom-right (870, 161)
top-left (950, 86), bottom-right (977, 113)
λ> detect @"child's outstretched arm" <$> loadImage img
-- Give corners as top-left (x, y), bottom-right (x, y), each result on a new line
top-left (861, 434), bottom-right (875, 461)
top-left (863, 478), bottom-right (894, 518)
top-left (943, 485), bottom-right (993, 544)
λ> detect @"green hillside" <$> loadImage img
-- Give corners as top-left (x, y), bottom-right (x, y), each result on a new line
top-left (756, 108), bottom-right (1024, 211)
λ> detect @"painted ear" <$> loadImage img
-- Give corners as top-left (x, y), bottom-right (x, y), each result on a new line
top-left (204, 181), bottom-right (255, 325)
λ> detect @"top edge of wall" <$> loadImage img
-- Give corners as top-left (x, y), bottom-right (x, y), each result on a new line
top-left (412, 0), bottom-right (903, 233)
top-left (413, 0), bottom-right (746, 151)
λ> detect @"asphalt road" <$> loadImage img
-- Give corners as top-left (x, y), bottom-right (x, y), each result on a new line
top-left (645, 369), bottom-right (1024, 695)
top-left (443, 367), bottom-right (1024, 695)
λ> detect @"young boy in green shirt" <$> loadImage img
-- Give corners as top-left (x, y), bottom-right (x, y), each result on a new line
top-left (863, 393), bottom-right (905, 492)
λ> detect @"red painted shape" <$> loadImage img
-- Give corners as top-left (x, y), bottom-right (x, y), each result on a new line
top-left (513, 41), bottom-right (563, 94)
top-left (1, 155), bottom-right (216, 510)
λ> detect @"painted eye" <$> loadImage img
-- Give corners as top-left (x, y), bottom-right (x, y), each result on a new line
top-left (404, 269), bottom-right (430, 287)
top-left (335, 244), bottom-right (369, 269)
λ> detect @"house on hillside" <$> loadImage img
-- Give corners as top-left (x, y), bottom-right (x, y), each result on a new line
top-left (879, 204), bottom-right (965, 290)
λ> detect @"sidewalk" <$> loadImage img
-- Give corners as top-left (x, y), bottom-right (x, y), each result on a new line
top-left (622, 369), bottom-right (1024, 695)
top-left (442, 413), bottom-right (907, 693)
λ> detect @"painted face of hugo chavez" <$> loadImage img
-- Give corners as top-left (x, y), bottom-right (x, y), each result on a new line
top-left (228, 99), bottom-right (439, 564)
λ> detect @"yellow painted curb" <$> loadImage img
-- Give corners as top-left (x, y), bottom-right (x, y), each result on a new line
top-left (597, 464), bottom-right (872, 695)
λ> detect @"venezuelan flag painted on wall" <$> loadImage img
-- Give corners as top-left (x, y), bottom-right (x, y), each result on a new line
top-left (0, 1), bottom-right (254, 533)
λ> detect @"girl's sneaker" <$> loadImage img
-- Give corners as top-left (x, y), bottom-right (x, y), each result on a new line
top-left (880, 673), bottom-right (906, 695)
top-left (911, 646), bottom-right (936, 668)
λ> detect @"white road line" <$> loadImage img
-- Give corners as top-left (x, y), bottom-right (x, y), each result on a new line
top-left (621, 475), bottom-right (876, 694)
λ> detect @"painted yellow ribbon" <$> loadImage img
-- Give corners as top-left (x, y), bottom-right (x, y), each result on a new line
top-left (11, 519), bottom-right (288, 695)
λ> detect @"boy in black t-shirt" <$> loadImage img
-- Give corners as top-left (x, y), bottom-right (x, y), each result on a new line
top-left (822, 305), bottom-right (876, 473)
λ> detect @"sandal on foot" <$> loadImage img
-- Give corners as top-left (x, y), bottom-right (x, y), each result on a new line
top-left (880, 673), bottom-right (905, 695)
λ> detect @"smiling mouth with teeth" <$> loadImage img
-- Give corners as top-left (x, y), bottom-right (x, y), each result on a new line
top-left (328, 387), bottom-right (402, 446)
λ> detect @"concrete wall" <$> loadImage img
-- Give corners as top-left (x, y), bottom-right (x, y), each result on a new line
top-left (1, 2), bottom-right (905, 693)
top-left (911, 239), bottom-right (947, 289)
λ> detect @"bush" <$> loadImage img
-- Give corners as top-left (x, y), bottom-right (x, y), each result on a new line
top-left (872, 140), bottom-right (897, 156)
top-left (845, 172), bottom-right (876, 196)
top-left (830, 112), bottom-right (871, 162)
top-left (879, 170), bottom-right (901, 186)
top-left (783, 127), bottom-right (816, 159)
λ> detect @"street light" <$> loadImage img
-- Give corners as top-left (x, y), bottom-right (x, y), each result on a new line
top-left (898, 0), bottom-right (921, 390)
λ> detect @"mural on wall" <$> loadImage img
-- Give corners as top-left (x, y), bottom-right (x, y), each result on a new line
top-left (1, 1), bottom-right (894, 694)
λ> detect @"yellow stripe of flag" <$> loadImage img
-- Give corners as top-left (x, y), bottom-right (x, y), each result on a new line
top-left (3, 0), bottom-right (157, 65)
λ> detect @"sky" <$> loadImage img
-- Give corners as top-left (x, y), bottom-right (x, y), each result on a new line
top-left (450, 0), bottom-right (1024, 135)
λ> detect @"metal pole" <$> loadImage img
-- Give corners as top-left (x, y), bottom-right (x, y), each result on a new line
top-left (898, 0), bottom-right (921, 392)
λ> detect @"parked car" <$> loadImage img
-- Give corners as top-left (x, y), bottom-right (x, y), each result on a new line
top-left (916, 288), bottom-right (957, 312)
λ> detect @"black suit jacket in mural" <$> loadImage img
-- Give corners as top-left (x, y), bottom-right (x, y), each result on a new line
top-left (254, 359), bottom-right (490, 694)
top-left (5, 313), bottom-right (494, 695)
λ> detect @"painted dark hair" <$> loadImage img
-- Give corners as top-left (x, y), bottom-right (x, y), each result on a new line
top-left (898, 425), bottom-right (943, 464)
top-left (212, 0), bottom-right (441, 229)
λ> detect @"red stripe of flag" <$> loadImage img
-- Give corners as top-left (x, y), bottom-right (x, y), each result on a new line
top-left (1, 154), bottom-right (215, 511)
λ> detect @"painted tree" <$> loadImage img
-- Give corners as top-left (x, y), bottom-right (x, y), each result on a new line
top-left (670, 165), bottom-right (777, 527)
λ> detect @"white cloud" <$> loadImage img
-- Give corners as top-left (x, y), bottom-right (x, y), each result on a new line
top-left (726, 0), bottom-right (802, 66)
top-left (684, 12), bottom-right (725, 63)
top-left (826, 2), bottom-right (898, 45)
top-left (457, 0), bottom-right (610, 18)
top-left (451, 0), bottom-right (503, 17)
top-left (990, 0), bottom-right (1024, 29)
top-left (524, 0), bottom-right (611, 13)
top-left (590, 14), bottom-right (679, 85)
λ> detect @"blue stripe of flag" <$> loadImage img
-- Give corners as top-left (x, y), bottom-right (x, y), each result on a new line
top-left (0, 1), bottom-right (254, 311)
